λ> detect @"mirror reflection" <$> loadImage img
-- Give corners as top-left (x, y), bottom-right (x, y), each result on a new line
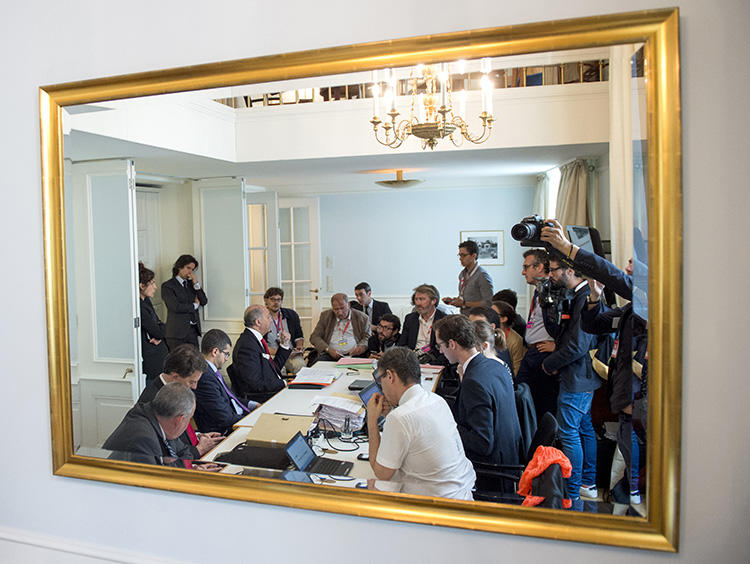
top-left (62, 44), bottom-right (647, 516)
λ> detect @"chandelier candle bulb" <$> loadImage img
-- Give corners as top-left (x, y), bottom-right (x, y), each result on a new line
top-left (372, 82), bottom-right (380, 118)
top-left (440, 63), bottom-right (448, 108)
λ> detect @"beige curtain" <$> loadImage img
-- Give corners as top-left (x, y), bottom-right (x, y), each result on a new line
top-left (533, 173), bottom-right (550, 218)
top-left (557, 159), bottom-right (590, 230)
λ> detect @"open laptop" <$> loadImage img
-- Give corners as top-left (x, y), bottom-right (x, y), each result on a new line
top-left (284, 431), bottom-right (354, 476)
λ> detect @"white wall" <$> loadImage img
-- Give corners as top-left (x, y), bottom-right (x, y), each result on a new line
top-left (319, 185), bottom-right (535, 302)
top-left (1, 0), bottom-right (749, 562)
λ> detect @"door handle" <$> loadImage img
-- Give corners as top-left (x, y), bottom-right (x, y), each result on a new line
top-left (310, 288), bottom-right (320, 293)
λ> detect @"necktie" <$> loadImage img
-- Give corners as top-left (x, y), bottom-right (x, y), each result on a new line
top-left (165, 439), bottom-right (177, 458)
top-left (261, 338), bottom-right (281, 377)
top-left (186, 422), bottom-right (198, 446)
top-left (216, 370), bottom-right (251, 414)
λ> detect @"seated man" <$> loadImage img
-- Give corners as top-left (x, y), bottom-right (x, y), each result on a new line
top-left (229, 305), bottom-right (292, 403)
top-left (263, 286), bottom-right (304, 353)
top-left (310, 293), bottom-right (370, 361)
top-left (350, 282), bottom-right (392, 327)
top-left (104, 382), bottom-right (197, 463)
top-left (366, 347), bottom-right (476, 499)
top-left (137, 344), bottom-right (222, 457)
top-left (435, 315), bottom-right (521, 466)
top-left (366, 313), bottom-right (401, 359)
top-left (398, 284), bottom-right (447, 365)
top-left (194, 329), bottom-right (258, 434)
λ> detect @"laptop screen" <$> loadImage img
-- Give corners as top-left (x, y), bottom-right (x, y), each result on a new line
top-left (285, 432), bottom-right (315, 470)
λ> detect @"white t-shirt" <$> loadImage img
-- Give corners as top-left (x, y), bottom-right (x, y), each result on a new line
top-left (376, 385), bottom-right (476, 500)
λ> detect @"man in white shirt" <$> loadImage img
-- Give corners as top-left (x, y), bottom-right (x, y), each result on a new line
top-left (366, 347), bottom-right (476, 500)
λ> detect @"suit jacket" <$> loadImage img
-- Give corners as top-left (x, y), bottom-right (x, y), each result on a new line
top-left (194, 365), bottom-right (245, 434)
top-left (136, 377), bottom-right (199, 458)
top-left (398, 308), bottom-right (447, 362)
top-left (350, 299), bottom-right (392, 326)
top-left (161, 277), bottom-right (208, 340)
top-left (541, 283), bottom-right (600, 393)
top-left (309, 308), bottom-right (370, 353)
top-left (455, 353), bottom-right (521, 465)
top-left (229, 328), bottom-right (291, 402)
top-left (140, 297), bottom-right (169, 380)
top-left (103, 402), bottom-right (193, 462)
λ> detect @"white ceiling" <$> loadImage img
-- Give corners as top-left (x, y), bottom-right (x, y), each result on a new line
top-left (65, 130), bottom-right (607, 196)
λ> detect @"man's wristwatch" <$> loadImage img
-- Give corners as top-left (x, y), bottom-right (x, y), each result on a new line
top-left (587, 296), bottom-right (601, 305)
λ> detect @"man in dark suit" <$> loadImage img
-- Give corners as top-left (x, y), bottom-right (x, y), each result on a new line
top-left (194, 329), bottom-right (258, 434)
top-left (350, 282), bottom-right (392, 327)
top-left (161, 254), bottom-right (208, 349)
top-left (104, 382), bottom-right (196, 463)
top-left (398, 284), bottom-right (447, 365)
top-left (366, 313), bottom-right (401, 359)
top-left (263, 286), bottom-right (304, 353)
top-left (435, 315), bottom-right (521, 467)
top-left (137, 344), bottom-right (223, 457)
top-left (310, 293), bottom-right (370, 361)
top-left (228, 304), bottom-right (292, 403)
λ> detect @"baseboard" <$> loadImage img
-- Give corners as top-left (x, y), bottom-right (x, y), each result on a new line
top-left (0, 526), bottom-right (182, 564)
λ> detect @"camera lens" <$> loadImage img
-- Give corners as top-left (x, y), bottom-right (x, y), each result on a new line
top-left (511, 222), bottom-right (537, 241)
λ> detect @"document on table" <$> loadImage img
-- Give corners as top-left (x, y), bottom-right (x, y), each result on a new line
top-left (288, 366), bottom-right (344, 387)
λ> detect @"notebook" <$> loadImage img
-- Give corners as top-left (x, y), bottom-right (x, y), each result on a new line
top-left (284, 431), bottom-right (353, 476)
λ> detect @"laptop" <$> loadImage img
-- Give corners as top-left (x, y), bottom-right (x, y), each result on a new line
top-left (215, 442), bottom-right (291, 470)
top-left (284, 432), bottom-right (354, 476)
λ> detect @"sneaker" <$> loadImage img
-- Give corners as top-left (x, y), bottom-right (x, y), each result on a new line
top-left (630, 490), bottom-right (642, 505)
top-left (580, 484), bottom-right (598, 499)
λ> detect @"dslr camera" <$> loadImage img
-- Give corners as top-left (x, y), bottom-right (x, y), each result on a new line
top-left (511, 214), bottom-right (555, 248)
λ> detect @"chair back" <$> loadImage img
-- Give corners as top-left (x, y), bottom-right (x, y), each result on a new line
top-left (514, 383), bottom-right (537, 463)
top-left (528, 412), bottom-right (559, 461)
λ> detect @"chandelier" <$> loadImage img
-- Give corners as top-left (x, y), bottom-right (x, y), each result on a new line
top-left (369, 59), bottom-right (494, 150)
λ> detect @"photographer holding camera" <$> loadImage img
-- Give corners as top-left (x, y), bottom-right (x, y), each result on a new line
top-left (540, 218), bottom-right (646, 506)
top-left (515, 247), bottom-right (559, 423)
top-left (541, 255), bottom-right (600, 509)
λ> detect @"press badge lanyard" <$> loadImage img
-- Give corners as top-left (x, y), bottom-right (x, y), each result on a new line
top-left (337, 319), bottom-right (351, 344)
top-left (272, 312), bottom-right (283, 334)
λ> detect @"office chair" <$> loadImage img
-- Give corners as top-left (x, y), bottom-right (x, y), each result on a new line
top-left (472, 412), bottom-right (560, 504)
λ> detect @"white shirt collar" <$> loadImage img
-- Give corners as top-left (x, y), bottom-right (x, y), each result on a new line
top-left (419, 309), bottom-right (436, 323)
top-left (398, 383), bottom-right (423, 406)
top-left (205, 359), bottom-right (217, 372)
top-left (574, 280), bottom-right (588, 292)
top-left (461, 350), bottom-right (482, 375)
top-left (175, 275), bottom-right (186, 284)
top-left (248, 327), bottom-right (264, 343)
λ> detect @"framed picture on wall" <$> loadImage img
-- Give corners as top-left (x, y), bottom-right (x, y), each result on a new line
top-left (460, 230), bottom-right (504, 266)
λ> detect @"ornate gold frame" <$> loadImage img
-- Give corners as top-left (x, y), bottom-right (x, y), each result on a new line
top-left (40, 8), bottom-right (681, 551)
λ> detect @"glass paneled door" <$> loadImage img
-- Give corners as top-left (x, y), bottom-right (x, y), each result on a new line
top-left (278, 198), bottom-right (321, 338)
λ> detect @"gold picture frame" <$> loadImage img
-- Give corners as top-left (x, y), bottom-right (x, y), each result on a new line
top-left (40, 8), bottom-right (681, 551)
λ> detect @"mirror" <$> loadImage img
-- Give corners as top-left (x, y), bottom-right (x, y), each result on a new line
top-left (41, 8), bottom-right (681, 551)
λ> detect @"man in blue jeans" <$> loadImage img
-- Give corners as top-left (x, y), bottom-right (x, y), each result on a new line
top-left (541, 256), bottom-right (601, 509)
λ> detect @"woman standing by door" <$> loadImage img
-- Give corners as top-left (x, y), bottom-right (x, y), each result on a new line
top-left (139, 262), bottom-right (169, 384)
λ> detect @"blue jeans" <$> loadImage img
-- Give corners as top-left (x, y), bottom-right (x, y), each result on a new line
top-left (556, 390), bottom-right (597, 501)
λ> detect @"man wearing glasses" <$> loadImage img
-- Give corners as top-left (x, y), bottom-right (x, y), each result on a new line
top-left (263, 287), bottom-right (305, 354)
top-left (516, 248), bottom-right (559, 423)
top-left (194, 329), bottom-right (259, 434)
top-left (443, 240), bottom-right (494, 315)
top-left (366, 314), bottom-right (402, 359)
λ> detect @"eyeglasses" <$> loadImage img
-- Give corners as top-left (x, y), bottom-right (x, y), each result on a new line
top-left (522, 263), bottom-right (539, 271)
top-left (378, 325), bottom-right (395, 332)
top-left (457, 253), bottom-right (471, 258)
top-left (266, 296), bottom-right (283, 302)
top-left (436, 339), bottom-right (447, 350)
top-left (549, 266), bottom-right (564, 272)
top-left (221, 350), bottom-right (231, 358)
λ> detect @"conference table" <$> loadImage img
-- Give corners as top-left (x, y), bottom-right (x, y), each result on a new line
top-left (200, 360), bottom-right (442, 489)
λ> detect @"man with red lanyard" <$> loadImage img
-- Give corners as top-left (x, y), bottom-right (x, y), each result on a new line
top-left (443, 240), bottom-right (494, 315)
top-left (263, 286), bottom-right (304, 354)
top-left (515, 248), bottom-right (559, 423)
top-left (399, 284), bottom-right (447, 365)
top-left (310, 293), bottom-right (370, 361)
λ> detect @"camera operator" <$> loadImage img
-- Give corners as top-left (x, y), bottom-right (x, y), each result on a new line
top-left (541, 256), bottom-right (600, 509)
top-left (541, 219), bottom-right (646, 506)
top-left (516, 248), bottom-right (559, 423)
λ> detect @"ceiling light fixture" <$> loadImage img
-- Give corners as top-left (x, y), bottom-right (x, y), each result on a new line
top-left (370, 59), bottom-right (494, 150)
top-left (374, 169), bottom-right (424, 188)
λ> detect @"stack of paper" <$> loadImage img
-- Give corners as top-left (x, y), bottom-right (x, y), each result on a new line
top-left (313, 395), bottom-right (365, 432)
top-left (287, 366), bottom-right (343, 388)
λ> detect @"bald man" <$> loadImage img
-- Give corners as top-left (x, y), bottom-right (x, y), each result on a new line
top-left (310, 293), bottom-right (370, 361)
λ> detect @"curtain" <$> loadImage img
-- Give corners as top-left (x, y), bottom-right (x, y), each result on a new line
top-left (557, 159), bottom-right (590, 230)
top-left (533, 173), bottom-right (550, 218)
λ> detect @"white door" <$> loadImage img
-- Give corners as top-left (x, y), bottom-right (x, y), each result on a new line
top-left (136, 187), bottom-right (164, 317)
top-left (68, 160), bottom-right (141, 448)
top-left (243, 184), bottom-right (281, 307)
top-left (278, 197), bottom-right (321, 339)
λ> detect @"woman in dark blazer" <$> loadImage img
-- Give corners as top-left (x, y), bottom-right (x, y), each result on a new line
top-left (139, 263), bottom-right (169, 384)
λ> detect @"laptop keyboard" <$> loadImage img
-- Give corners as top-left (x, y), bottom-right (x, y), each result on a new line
top-left (311, 457), bottom-right (348, 475)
